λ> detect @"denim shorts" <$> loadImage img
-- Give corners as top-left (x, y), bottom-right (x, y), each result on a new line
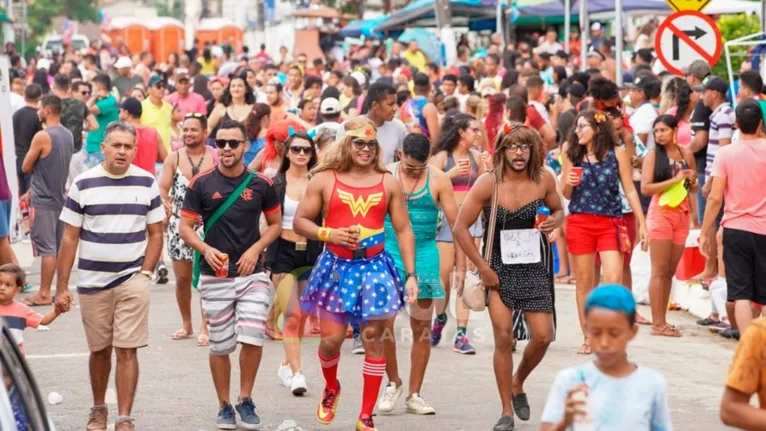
top-left (0, 200), bottom-right (11, 238)
top-left (436, 209), bottom-right (483, 242)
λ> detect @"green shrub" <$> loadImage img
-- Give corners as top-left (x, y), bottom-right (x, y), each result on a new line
top-left (712, 13), bottom-right (761, 81)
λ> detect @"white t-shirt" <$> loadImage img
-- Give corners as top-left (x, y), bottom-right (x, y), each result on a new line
top-left (336, 117), bottom-right (407, 165)
top-left (629, 103), bottom-right (658, 150)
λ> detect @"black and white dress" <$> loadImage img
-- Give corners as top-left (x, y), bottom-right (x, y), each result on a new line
top-left (483, 199), bottom-right (556, 340)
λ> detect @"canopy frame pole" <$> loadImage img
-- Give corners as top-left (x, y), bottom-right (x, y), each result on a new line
top-left (615, 0), bottom-right (623, 87)
top-left (580, 0), bottom-right (588, 68)
top-left (564, 0), bottom-right (571, 53)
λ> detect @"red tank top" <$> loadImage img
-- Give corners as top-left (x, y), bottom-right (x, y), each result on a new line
top-left (326, 173), bottom-right (388, 259)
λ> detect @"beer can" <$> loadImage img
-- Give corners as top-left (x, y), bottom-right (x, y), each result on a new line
top-left (216, 254), bottom-right (229, 278)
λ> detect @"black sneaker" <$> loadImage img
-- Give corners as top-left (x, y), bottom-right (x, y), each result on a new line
top-left (493, 415), bottom-right (514, 431)
top-left (719, 328), bottom-right (740, 340)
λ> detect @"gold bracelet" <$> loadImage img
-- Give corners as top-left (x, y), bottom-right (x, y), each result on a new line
top-left (318, 227), bottom-right (333, 242)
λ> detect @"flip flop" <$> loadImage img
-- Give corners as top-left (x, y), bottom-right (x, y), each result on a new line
top-left (22, 297), bottom-right (52, 307)
top-left (554, 274), bottom-right (569, 284)
top-left (171, 329), bottom-right (193, 340)
top-left (636, 313), bottom-right (651, 326)
top-left (577, 343), bottom-right (593, 355)
top-left (651, 324), bottom-right (682, 337)
top-left (197, 333), bottom-right (209, 346)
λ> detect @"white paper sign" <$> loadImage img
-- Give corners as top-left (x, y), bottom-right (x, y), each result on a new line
top-left (500, 229), bottom-right (541, 265)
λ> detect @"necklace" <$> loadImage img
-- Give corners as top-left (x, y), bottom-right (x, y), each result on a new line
top-left (187, 149), bottom-right (206, 177)
top-left (398, 164), bottom-right (425, 201)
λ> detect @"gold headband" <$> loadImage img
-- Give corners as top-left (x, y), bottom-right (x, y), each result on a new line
top-left (346, 124), bottom-right (377, 141)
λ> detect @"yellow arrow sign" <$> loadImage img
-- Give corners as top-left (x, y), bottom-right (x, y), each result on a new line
top-left (665, 0), bottom-right (712, 12)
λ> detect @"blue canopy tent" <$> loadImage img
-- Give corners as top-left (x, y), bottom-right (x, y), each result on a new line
top-left (339, 15), bottom-right (389, 38)
top-left (517, 0), bottom-right (669, 17)
top-left (374, 0), bottom-right (500, 32)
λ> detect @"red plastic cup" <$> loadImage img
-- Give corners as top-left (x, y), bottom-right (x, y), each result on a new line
top-left (571, 167), bottom-right (583, 185)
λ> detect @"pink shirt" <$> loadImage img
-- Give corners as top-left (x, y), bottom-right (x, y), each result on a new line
top-left (165, 92), bottom-right (206, 117)
top-left (710, 138), bottom-right (766, 235)
top-left (665, 107), bottom-right (692, 147)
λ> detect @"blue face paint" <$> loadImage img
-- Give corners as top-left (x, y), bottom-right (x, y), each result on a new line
top-left (585, 284), bottom-right (636, 318)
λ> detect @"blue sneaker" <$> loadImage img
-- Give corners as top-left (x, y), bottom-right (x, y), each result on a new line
top-left (236, 397), bottom-right (261, 430)
top-left (453, 336), bottom-right (476, 355)
top-left (20, 284), bottom-right (32, 293)
top-left (431, 315), bottom-right (447, 346)
top-left (216, 402), bottom-right (237, 430)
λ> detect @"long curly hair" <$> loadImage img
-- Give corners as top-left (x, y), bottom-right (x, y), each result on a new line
top-left (566, 109), bottom-right (619, 165)
top-left (312, 117), bottom-right (387, 175)
top-left (220, 74), bottom-right (256, 107)
top-left (263, 119), bottom-right (305, 168)
top-left (432, 113), bottom-right (476, 155)
top-left (492, 123), bottom-right (545, 182)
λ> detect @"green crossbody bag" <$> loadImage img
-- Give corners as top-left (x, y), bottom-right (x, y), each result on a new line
top-left (192, 171), bottom-right (254, 289)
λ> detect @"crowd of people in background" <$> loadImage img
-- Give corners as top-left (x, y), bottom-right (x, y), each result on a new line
top-left (0, 17), bottom-right (764, 430)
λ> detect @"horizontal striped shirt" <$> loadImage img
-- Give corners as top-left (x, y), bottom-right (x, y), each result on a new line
top-left (0, 301), bottom-right (43, 354)
top-left (60, 164), bottom-right (164, 293)
top-left (706, 103), bottom-right (735, 176)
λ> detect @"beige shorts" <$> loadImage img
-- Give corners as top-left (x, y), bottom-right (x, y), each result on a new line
top-left (79, 273), bottom-right (151, 352)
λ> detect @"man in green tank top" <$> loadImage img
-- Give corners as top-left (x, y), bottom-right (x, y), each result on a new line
top-left (378, 134), bottom-right (460, 416)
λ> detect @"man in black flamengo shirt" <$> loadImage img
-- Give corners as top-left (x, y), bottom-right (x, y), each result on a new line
top-left (179, 119), bottom-right (282, 429)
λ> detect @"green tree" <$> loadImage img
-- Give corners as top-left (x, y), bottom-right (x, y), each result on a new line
top-left (157, 1), bottom-right (184, 19)
top-left (712, 13), bottom-right (761, 81)
top-left (26, 0), bottom-right (99, 54)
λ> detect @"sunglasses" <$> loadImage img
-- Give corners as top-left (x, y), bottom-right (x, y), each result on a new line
top-left (80, 91), bottom-right (91, 96)
top-left (289, 145), bottom-right (313, 155)
top-left (214, 139), bottom-right (245, 150)
top-left (352, 140), bottom-right (378, 151)
top-left (185, 112), bottom-right (205, 120)
top-left (402, 162), bottom-right (428, 171)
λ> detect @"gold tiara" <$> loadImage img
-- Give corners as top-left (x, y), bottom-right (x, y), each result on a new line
top-left (346, 124), bottom-right (377, 141)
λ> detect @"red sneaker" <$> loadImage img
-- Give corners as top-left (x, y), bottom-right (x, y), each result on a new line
top-left (355, 415), bottom-right (378, 431)
top-left (316, 384), bottom-right (341, 425)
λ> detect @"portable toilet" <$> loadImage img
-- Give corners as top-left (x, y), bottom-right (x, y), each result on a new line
top-left (108, 17), bottom-right (150, 55)
top-left (147, 17), bottom-right (185, 62)
top-left (196, 18), bottom-right (244, 53)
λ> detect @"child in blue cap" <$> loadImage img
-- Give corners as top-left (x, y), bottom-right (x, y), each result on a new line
top-left (541, 284), bottom-right (673, 430)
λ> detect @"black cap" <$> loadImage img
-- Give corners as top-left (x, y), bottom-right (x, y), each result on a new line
top-left (554, 50), bottom-right (568, 59)
top-left (627, 76), bottom-right (659, 94)
top-left (635, 48), bottom-right (654, 64)
top-left (568, 82), bottom-right (586, 98)
top-left (120, 97), bottom-right (142, 117)
top-left (695, 75), bottom-right (728, 94)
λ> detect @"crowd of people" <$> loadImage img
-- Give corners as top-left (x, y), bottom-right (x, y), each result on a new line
top-left (0, 19), bottom-right (765, 431)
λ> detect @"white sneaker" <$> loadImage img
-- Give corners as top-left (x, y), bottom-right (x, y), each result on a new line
top-left (290, 371), bottom-right (307, 396)
top-left (406, 393), bottom-right (436, 415)
top-left (278, 363), bottom-right (293, 388)
top-left (377, 382), bottom-right (403, 413)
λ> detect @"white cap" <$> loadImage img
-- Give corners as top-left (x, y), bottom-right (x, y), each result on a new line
top-left (351, 71), bottom-right (366, 86)
top-left (37, 58), bottom-right (51, 70)
top-left (320, 97), bottom-right (342, 115)
top-left (481, 86), bottom-right (497, 97)
top-left (115, 56), bottom-right (132, 69)
top-left (591, 22), bottom-right (602, 31)
top-left (368, 58), bottom-right (383, 69)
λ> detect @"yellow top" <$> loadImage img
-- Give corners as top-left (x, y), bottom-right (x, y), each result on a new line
top-left (141, 99), bottom-right (173, 150)
top-left (198, 57), bottom-right (216, 76)
top-left (404, 50), bottom-right (427, 73)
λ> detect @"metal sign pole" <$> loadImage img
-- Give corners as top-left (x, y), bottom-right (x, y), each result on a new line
top-left (580, 0), bottom-right (588, 68)
top-left (564, 0), bottom-right (571, 53)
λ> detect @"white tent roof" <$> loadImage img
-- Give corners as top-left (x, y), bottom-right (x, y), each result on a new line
top-left (197, 18), bottom-right (243, 31)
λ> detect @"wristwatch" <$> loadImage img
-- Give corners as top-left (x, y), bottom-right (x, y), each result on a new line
top-left (140, 270), bottom-right (153, 279)
top-left (406, 272), bottom-right (419, 282)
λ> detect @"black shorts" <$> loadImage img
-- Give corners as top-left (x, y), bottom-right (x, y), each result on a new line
top-left (16, 159), bottom-right (30, 196)
top-left (723, 228), bottom-right (766, 304)
top-left (266, 237), bottom-right (317, 275)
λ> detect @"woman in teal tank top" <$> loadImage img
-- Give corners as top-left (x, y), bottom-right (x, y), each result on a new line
top-left (384, 164), bottom-right (444, 299)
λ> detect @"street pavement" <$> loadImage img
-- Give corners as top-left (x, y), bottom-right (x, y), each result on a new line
top-left (14, 242), bottom-right (736, 431)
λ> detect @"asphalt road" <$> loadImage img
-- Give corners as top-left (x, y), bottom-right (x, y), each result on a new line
top-left (14, 243), bottom-right (736, 431)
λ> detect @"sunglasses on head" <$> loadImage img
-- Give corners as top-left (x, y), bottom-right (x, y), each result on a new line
top-left (185, 112), bottom-right (205, 120)
top-left (214, 139), bottom-right (245, 150)
top-left (289, 145), bottom-right (314, 155)
top-left (352, 140), bottom-right (378, 151)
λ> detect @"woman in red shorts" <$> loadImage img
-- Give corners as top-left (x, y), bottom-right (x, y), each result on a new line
top-left (641, 115), bottom-right (698, 337)
top-left (562, 110), bottom-right (648, 355)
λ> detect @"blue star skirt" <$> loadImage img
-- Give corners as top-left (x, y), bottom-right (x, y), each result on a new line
top-left (300, 249), bottom-right (406, 324)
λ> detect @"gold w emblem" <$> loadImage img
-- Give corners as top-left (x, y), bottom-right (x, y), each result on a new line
top-left (338, 190), bottom-right (383, 217)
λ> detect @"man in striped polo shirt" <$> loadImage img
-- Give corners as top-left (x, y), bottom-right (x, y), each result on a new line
top-left (54, 121), bottom-right (165, 431)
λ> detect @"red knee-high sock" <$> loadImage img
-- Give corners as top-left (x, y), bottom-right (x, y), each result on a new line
top-left (360, 356), bottom-right (386, 417)
top-left (319, 351), bottom-right (340, 392)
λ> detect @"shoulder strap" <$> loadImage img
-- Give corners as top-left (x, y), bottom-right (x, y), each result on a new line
top-left (483, 171), bottom-right (500, 263)
top-left (192, 170), bottom-right (255, 289)
top-left (204, 170), bottom-right (255, 235)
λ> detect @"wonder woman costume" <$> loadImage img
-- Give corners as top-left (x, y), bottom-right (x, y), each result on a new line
top-left (300, 151), bottom-right (405, 324)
